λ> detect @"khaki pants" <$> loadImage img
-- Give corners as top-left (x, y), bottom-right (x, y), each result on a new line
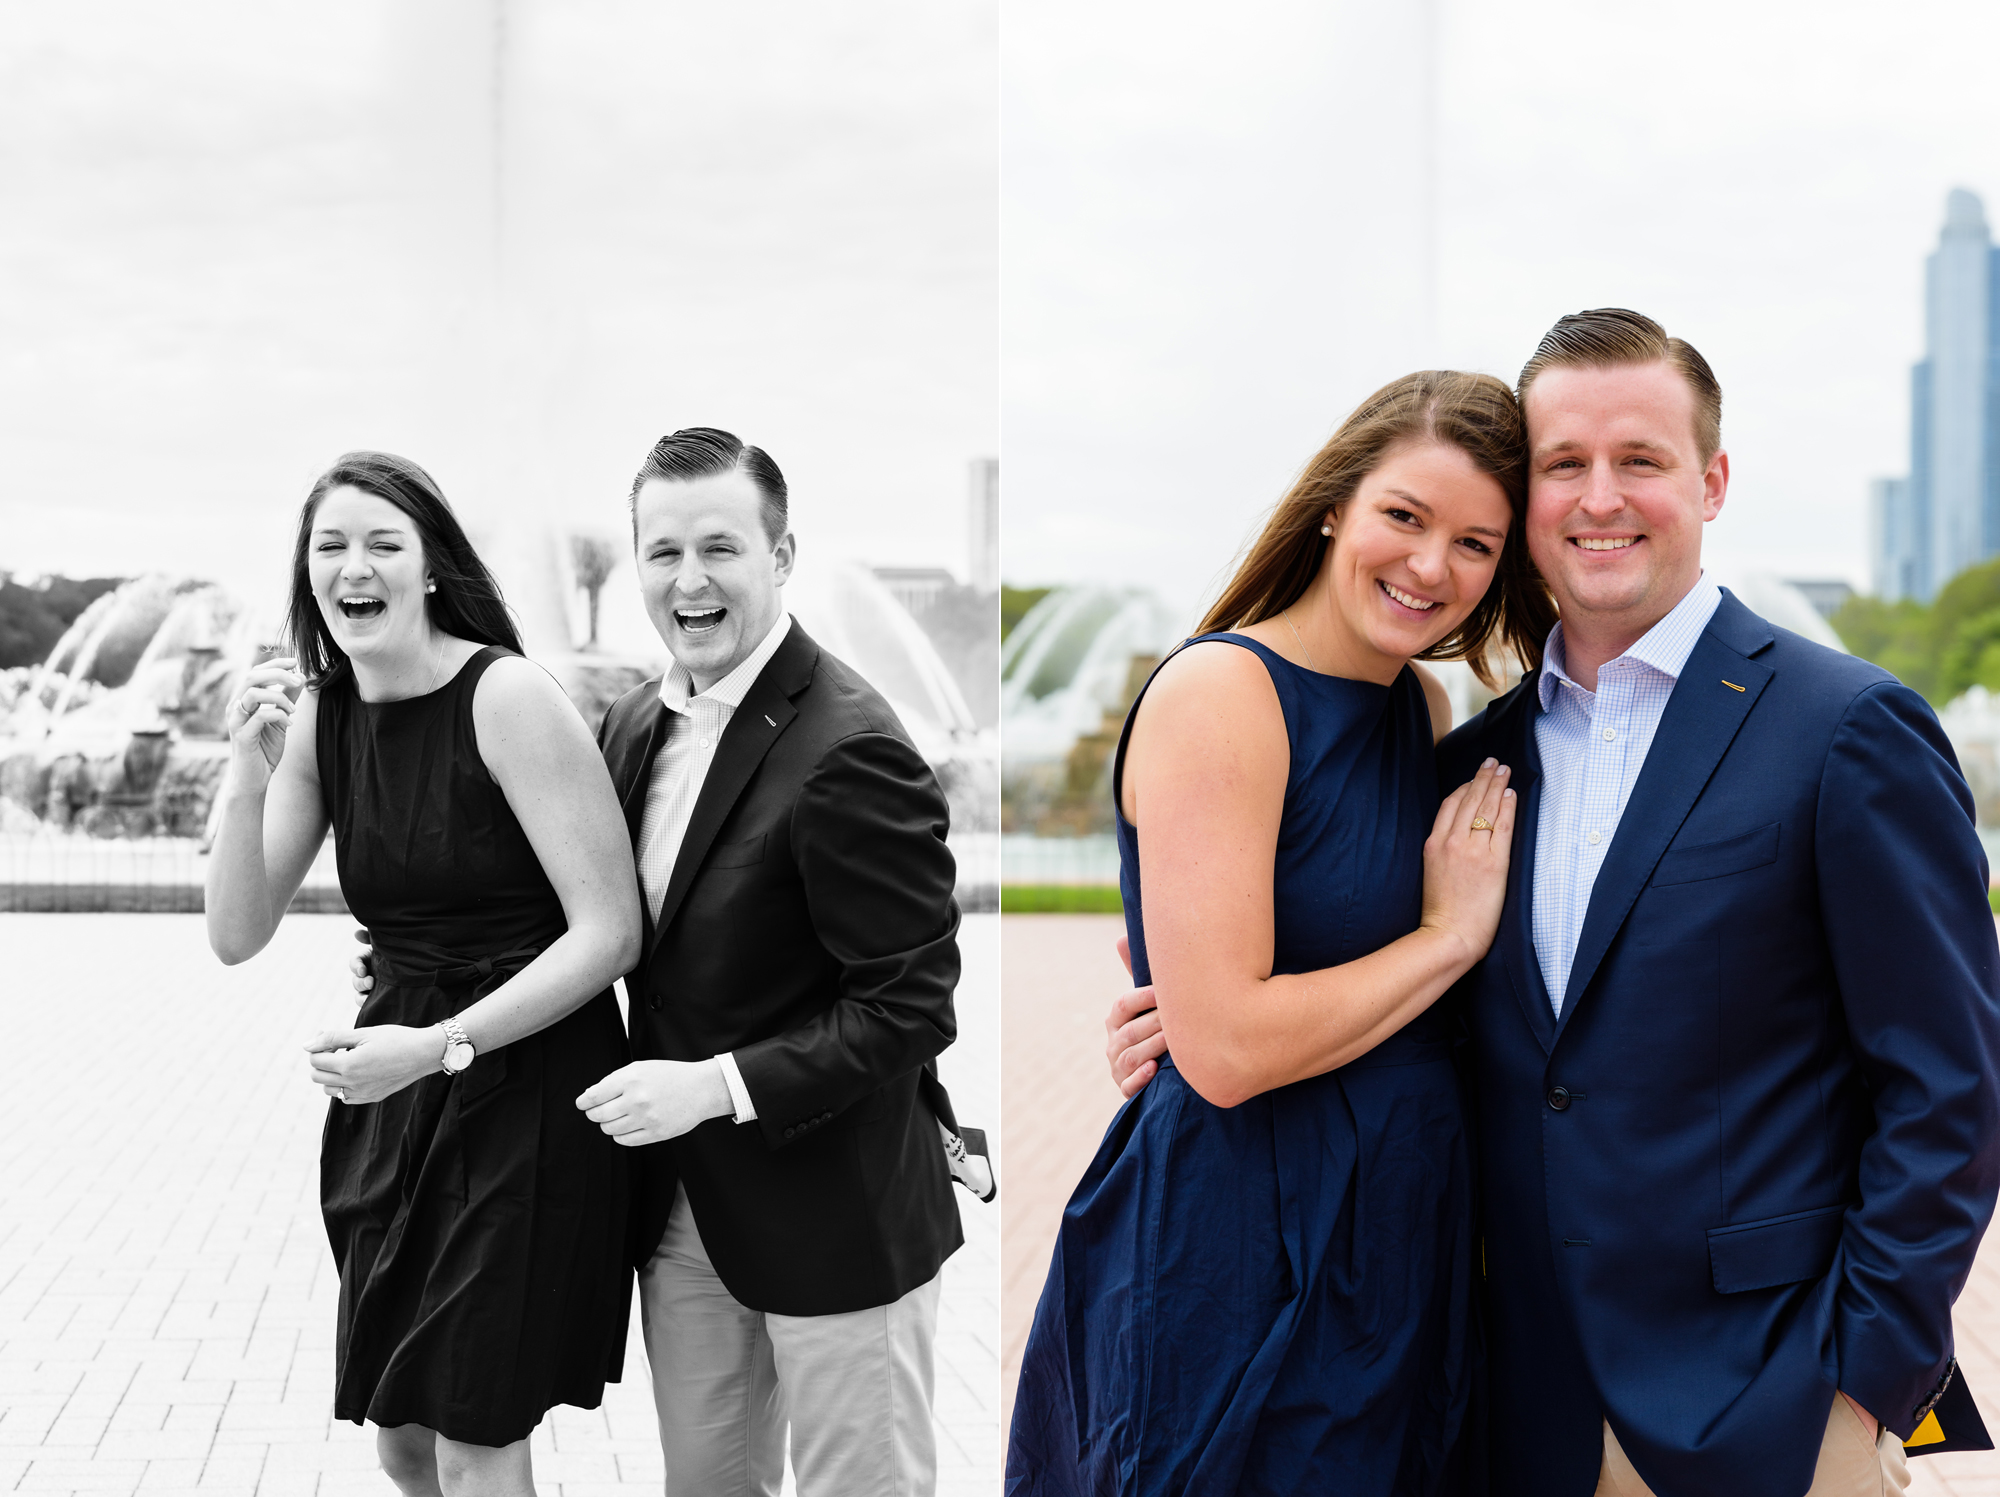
top-left (1596, 1394), bottom-right (1911, 1497)
top-left (637, 1184), bottom-right (941, 1497)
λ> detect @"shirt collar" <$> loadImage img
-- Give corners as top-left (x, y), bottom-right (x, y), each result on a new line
top-left (1537, 571), bottom-right (1723, 710)
top-left (660, 610), bottom-right (793, 715)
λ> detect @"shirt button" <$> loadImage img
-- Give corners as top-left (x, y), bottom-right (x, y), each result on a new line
top-left (699, 738), bottom-right (712, 749)
top-left (1587, 830), bottom-right (1602, 846)
top-left (1601, 727), bottom-right (1616, 741)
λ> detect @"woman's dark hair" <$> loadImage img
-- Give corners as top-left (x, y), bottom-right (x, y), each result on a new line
top-left (1199, 370), bottom-right (1555, 687)
top-left (285, 451), bottom-right (522, 688)
top-left (629, 427), bottom-right (788, 543)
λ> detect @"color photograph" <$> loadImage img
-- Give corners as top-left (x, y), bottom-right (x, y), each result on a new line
top-left (1001, 2), bottom-right (2000, 1493)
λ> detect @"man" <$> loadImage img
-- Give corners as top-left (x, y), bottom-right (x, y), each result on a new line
top-left (576, 427), bottom-right (969, 1496)
top-left (1110, 311), bottom-right (2000, 1495)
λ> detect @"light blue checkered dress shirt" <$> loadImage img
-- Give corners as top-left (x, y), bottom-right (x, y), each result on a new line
top-left (1531, 575), bottom-right (1723, 1015)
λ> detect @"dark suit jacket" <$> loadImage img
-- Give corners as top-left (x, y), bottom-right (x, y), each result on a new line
top-left (1437, 591), bottom-right (2000, 1497)
top-left (598, 621), bottom-right (964, 1317)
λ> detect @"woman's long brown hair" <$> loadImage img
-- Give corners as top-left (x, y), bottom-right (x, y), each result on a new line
top-left (1197, 370), bottom-right (1555, 688)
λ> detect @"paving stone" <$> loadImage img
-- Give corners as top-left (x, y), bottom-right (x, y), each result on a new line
top-left (0, 910), bottom-right (998, 1494)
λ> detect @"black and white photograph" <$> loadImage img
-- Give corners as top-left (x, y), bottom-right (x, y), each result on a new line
top-left (0, 4), bottom-right (997, 1494)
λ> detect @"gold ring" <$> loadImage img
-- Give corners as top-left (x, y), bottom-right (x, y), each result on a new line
top-left (1469, 817), bottom-right (1494, 832)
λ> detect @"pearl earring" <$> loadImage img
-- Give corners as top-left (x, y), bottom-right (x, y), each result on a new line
top-left (425, 582), bottom-right (437, 594)
top-left (1320, 525), bottom-right (1332, 537)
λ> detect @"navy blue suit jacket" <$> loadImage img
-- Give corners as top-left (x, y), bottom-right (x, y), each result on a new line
top-left (1437, 591), bottom-right (2000, 1497)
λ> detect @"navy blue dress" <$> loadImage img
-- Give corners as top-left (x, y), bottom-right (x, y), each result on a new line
top-left (1008, 635), bottom-right (1477, 1496)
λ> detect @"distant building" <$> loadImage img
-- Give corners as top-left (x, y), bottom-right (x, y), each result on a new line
top-left (1871, 478), bottom-right (1919, 601)
top-left (1784, 579), bottom-right (1856, 621)
top-left (968, 457), bottom-right (999, 592)
top-left (1876, 189), bottom-right (2000, 600)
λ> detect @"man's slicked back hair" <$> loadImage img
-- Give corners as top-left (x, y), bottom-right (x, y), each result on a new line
top-left (629, 427), bottom-right (789, 543)
top-left (1517, 308), bottom-right (1723, 462)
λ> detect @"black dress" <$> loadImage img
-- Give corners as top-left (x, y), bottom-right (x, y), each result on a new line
top-left (316, 646), bottom-right (631, 1446)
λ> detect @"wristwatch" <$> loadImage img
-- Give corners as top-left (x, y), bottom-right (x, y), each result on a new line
top-left (439, 1016), bottom-right (476, 1076)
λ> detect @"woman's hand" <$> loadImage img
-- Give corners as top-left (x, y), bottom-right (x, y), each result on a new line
top-left (306, 1024), bottom-right (445, 1105)
top-left (225, 658), bottom-right (306, 790)
top-left (1419, 758), bottom-right (1516, 967)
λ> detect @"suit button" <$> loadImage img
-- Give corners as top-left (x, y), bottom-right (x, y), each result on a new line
top-left (820, 1111), bottom-right (832, 1123)
top-left (1547, 1086), bottom-right (1572, 1111)
top-left (784, 1125), bottom-right (796, 1138)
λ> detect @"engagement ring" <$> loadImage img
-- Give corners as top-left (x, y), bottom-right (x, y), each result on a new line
top-left (336, 1089), bottom-right (348, 1103)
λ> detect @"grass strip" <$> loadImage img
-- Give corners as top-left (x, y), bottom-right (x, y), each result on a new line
top-left (1001, 884), bottom-right (1124, 914)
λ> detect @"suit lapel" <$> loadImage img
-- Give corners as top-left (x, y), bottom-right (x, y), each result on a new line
top-left (645, 624), bottom-right (819, 963)
top-left (1485, 677), bottom-right (1557, 1053)
top-left (1550, 597), bottom-right (1774, 1043)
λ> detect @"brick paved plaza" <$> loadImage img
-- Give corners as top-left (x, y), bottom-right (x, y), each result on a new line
top-left (0, 912), bottom-right (998, 1496)
top-left (999, 913), bottom-right (2000, 1492)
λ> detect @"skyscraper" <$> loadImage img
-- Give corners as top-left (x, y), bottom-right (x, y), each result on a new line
top-left (1871, 476), bottom-right (1918, 600)
top-left (1875, 188), bottom-right (2000, 601)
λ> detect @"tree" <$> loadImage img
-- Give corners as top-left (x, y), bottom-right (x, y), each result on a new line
top-left (569, 534), bottom-right (621, 650)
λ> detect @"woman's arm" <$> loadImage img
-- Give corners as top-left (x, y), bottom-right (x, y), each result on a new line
top-left (456, 655), bottom-right (644, 1048)
top-left (1127, 643), bottom-right (1511, 1109)
top-left (207, 663), bottom-right (328, 964)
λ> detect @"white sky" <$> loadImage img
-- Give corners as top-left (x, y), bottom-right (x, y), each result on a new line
top-left (1003, 0), bottom-right (2000, 620)
top-left (0, 1), bottom-right (997, 624)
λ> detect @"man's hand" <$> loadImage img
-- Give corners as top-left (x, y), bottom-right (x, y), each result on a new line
top-left (1840, 1391), bottom-right (1879, 1443)
top-left (577, 1060), bottom-right (732, 1146)
top-left (350, 928), bottom-right (374, 1005)
top-left (1105, 936), bottom-right (1167, 1099)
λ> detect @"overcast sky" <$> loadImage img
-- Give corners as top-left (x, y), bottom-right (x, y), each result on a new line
top-left (1003, 0), bottom-right (2000, 620)
top-left (0, 1), bottom-right (997, 627)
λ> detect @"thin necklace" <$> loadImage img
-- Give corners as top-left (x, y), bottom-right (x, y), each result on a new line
top-left (1282, 608), bottom-right (1321, 672)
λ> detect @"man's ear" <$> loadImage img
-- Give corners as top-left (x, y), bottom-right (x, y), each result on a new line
top-left (772, 531), bottom-right (798, 585)
top-left (1701, 449), bottom-right (1729, 522)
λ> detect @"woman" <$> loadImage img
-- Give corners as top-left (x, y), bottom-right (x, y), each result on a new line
top-left (206, 452), bottom-right (642, 1497)
top-left (1007, 372), bottom-right (1555, 1495)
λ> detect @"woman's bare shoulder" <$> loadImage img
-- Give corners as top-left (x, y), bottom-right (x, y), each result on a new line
top-left (1132, 638), bottom-right (1287, 752)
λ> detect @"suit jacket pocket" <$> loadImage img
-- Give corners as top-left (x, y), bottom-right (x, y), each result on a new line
top-left (707, 833), bottom-right (767, 870)
top-left (1653, 821), bottom-right (1781, 887)
top-left (1708, 1203), bottom-right (1846, 1293)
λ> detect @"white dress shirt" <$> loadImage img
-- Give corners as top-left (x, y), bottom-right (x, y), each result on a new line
top-left (637, 609), bottom-right (793, 1122)
top-left (1531, 574), bottom-right (1722, 1015)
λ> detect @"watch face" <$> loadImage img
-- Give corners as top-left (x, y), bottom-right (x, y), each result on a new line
top-left (444, 1041), bottom-right (475, 1074)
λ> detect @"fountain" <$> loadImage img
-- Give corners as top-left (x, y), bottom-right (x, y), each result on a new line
top-left (0, 548), bottom-right (997, 907)
top-left (1001, 586), bottom-right (1183, 766)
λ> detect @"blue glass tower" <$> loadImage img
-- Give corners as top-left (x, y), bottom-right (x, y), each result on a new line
top-left (1883, 189), bottom-right (2000, 601)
